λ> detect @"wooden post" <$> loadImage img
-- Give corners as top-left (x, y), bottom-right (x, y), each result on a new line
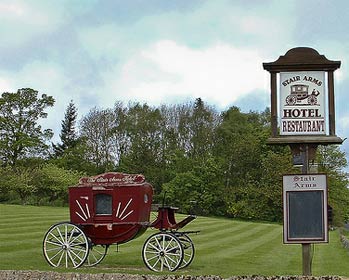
top-left (302, 243), bottom-right (312, 276)
top-left (328, 70), bottom-right (336, 136)
top-left (300, 144), bottom-right (318, 276)
top-left (270, 72), bottom-right (277, 138)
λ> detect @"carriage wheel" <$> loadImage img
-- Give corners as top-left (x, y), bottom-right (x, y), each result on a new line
top-left (84, 244), bottom-right (108, 266)
top-left (43, 222), bottom-right (89, 268)
top-left (286, 95), bottom-right (297, 105)
top-left (308, 95), bottom-right (317, 105)
top-left (142, 232), bottom-right (183, 272)
top-left (177, 234), bottom-right (195, 269)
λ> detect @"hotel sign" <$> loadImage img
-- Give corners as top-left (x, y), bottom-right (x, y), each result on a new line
top-left (280, 71), bottom-right (326, 136)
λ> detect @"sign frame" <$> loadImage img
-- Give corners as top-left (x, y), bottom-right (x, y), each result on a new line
top-left (263, 47), bottom-right (342, 145)
top-left (283, 173), bottom-right (328, 244)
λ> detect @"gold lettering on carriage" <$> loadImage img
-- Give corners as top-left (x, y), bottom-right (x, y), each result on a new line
top-left (86, 175), bottom-right (139, 184)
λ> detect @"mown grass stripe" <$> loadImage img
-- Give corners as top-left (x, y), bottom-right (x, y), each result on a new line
top-left (0, 239), bottom-right (43, 251)
top-left (197, 224), bottom-right (279, 252)
top-left (0, 229), bottom-right (43, 237)
top-left (0, 214), bottom-right (68, 222)
top-left (197, 222), bottom-right (271, 240)
top-left (192, 221), bottom-right (252, 238)
top-left (0, 221), bottom-right (66, 234)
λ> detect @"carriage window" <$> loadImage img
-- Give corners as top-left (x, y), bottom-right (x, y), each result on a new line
top-left (95, 194), bottom-right (112, 215)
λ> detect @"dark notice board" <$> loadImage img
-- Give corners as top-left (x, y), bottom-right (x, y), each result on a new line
top-left (288, 191), bottom-right (324, 239)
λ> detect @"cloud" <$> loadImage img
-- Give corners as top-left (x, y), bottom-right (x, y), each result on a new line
top-left (0, 1), bottom-right (66, 47)
top-left (105, 40), bottom-right (266, 109)
top-left (0, 2), bottom-right (25, 18)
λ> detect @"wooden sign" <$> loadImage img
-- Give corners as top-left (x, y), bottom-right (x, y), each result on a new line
top-left (283, 174), bottom-right (328, 244)
top-left (263, 47), bottom-right (342, 145)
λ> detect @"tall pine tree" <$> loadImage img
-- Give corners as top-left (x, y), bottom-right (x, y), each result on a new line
top-left (52, 101), bottom-right (78, 157)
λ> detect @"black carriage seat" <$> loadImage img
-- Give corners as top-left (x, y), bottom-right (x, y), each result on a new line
top-left (151, 206), bottom-right (196, 230)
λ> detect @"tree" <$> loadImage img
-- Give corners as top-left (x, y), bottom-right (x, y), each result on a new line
top-left (317, 145), bottom-right (349, 225)
top-left (33, 163), bottom-right (83, 205)
top-left (52, 100), bottom-right (78, 157)
top-left (118, 103), bottom-right (165, 193)
top-left (0, 166), bottom-right (38, 205)
top-left (0, 88), bottom-right (55, 166)
top-left (80, 107), bottom-right (119, 172)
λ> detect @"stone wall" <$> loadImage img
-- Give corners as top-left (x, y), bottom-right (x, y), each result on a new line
top-left (0, 271), bottom-right (344, 280)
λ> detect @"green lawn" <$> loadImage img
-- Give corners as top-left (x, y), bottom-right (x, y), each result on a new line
top-left (0, 204), bottom-right (348, 277)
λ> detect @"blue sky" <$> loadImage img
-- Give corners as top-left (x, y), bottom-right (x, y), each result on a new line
top-left (0, 0), bottom-right (348, 168)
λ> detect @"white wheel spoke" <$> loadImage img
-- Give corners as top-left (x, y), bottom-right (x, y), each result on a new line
top-left (56, 250), bottom-right (65, 267)
top-left (145, 253), bottom-right (159, 261)
top-left (164, 238), bottom-right (174, 251)
top-left (152, 256), bottom-right (161, 271)
top-left (147, 241), bottom-right (161, 252)
top-left (160, 257), bottom-right (165, 271)
top-left (163, 256), bottom-right (173, 269)
top-left (69, 232), bottom-right (83, 244)
top-left (65, 225), bottom-right (69, 243)
top-left (48, 232), bottom-right (63, 245)
top-left (67, 250), bottom-right (77, 267)
top-left (45, 240), bottom-right (62, 247)
top-left (67, 228), bottom-right (77, 243)
top-left (69, 248), bottom-right (84, 263)
top-left (65, 251), bottom-right (68, 268)
top-left (56, 227), bottom-right (65, 244)
top-left (48, 248), bottom-right (64, 265)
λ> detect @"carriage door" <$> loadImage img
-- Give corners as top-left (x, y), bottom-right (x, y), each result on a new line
top-left (93, 190), bottom-right (113, 222)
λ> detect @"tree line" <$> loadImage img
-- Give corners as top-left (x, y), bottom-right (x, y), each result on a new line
top-left (1, 88), bottom-right (348, 225)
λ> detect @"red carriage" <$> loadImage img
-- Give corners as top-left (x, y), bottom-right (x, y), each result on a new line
top-left (42, 172), bottom-right (197, 272)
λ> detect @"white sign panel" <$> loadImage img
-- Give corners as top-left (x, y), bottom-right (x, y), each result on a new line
top-left (280, 71), bottom-right (326, 135)
top-left (283, 174), bottom-right (328, 244)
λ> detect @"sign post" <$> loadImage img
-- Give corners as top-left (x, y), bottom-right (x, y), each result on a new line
top-left (263, 47), bottom-right (343, 275)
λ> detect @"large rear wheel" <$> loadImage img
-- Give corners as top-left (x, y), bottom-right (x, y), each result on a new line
top-left (43, 222), bottom-right (89, 268)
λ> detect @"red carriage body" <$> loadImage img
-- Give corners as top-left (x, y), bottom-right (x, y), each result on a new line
top-left (43, 172), bottom-right (197, 272)
top-left (69, 172), bottom-right (153, 244)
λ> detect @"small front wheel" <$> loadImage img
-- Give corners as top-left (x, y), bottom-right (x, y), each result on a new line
top-left (142, 232), bottom-right (183, 272)
top-left (43, 222), bottom-right (89, 268)
top-left (177, 233), bottom-right (195, 269)
top-left (84, 244), bottom-right (108, 266)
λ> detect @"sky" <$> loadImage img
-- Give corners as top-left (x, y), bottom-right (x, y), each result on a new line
top-left (0, 0), bottom-right (348, 170)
